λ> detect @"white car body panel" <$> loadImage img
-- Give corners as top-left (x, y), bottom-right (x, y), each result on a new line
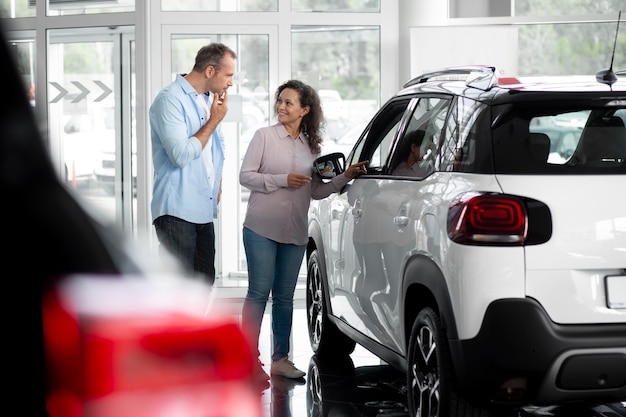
top-left (324, 173), bottom-right (531, 348)
top-left (323, 172), bottom-right (626, 342)
top-left (496, 175), bottom-right (626, 324)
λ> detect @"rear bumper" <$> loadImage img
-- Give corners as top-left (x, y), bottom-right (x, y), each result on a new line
top-left (449, 298), bottom-right (626, 405)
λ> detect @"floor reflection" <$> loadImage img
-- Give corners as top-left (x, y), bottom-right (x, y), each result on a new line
top-left (212, 297), bottom-right (625, 417)
top-left (305, 355), bottom-right (407, 417)
top-left (271, 352), bottom-right (625, 417)
top-left (270, 375), bottom-right (306, 417)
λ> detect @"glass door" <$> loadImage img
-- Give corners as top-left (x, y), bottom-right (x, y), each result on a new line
top-left (47, 27), bottom-right (136, 235)
top-left (160, 25), bottom-right (277, 288)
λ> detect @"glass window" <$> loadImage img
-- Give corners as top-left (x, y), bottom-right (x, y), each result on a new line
top-left (438, 97), bottom-right (486, 172)
top-left (47, 27), bottom-right (136, 233)
top-left (292, 25), bottom-right (380, 145)
top-left (46, 0), bottom-right (134, 16)
top-left (6, 37), bottom-right (36, 106)
top-left (352, 99), bottom-right (410, 174)
top-left (412, 20), bottom-right (625, 79)
top-left (0, 0), bottom-right (135, 18)
top-left (0, 0), bottom-right (35, 17)
top-left (492, 105), bottom-right (626, 174)
top-left (390, 97), bottom-right (451, 175)
top-left (530, 110), bottom-right (589, 164)
top-left (415, 97), bottom-right (450, 160)
top-left (450, 0), bottom-right (622, 18)
top-left (47, 36), bottom-right (118, 202)
top-left (161, 0), bottom-right (276, 12)
top-left (518, 22), bottom-right (625, 76)
top-left (368, 122), bottom-right (398, 170)
top-left (291, 0), bottom-right (379, 12)
top-left (515, 0), bottom-right (623, 16)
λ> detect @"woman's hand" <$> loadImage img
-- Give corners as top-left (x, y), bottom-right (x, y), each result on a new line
top-left (288, 173), bottom-right (312, 188)
top-left (345, 161), bottom-right (369, 179)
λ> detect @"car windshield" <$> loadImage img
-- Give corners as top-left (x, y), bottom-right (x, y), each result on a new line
top-left (491, 105), bottom-right (626, 174)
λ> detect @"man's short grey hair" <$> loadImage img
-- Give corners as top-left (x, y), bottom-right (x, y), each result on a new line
top-left (193, 43), bottom-right (237, 73)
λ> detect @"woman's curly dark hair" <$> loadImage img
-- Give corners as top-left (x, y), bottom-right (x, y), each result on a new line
top-left (274, 80), bottom-right (324, 154)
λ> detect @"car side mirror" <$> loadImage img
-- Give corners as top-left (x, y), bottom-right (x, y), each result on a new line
top-left (314, 152), bottom-right (346, 178)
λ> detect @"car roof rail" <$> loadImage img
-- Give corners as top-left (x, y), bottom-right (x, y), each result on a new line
top-left (403, 65), bottom-right (499, 91)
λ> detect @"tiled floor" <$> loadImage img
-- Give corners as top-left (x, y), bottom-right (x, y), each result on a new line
top-left (211, 294), bottom-right (626, 417)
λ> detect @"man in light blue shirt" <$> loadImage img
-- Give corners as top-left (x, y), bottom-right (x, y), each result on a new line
top-left (150, 43), bottom-right (237, 285)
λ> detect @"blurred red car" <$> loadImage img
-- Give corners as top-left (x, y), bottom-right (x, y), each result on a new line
top-left (43, 276), bottom-right (262, 417)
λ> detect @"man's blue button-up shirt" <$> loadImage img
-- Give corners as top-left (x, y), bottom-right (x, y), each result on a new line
top-left (150, 74), bottom-right (225, 224)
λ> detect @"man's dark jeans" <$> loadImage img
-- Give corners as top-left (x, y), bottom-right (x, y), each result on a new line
top-left (154, 215), bottom-right (215, 285)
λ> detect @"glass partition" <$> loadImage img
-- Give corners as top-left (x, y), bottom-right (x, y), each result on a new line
top-left (0, 0), bottom-right (135, 18)
top-left (518, 22), bottom-right (625, 75)
top-left (46, 0), bottom-right (134, 16)
top-left (0, 0), bottom-right (35, 17)
top-left (291, 0), bottom-right (379, 12)
top-left (161, 0), bottom-right (276, 12)
top-left (515, 0), bottom-right (623, 16)
top-left (292, 25), bottom-right (380, 151)
top-left (6, 35), bottom-right (36, 106)
top-left (47, 27), bottom-right (136, 232)
top-left (450, 0), bottom-right (622, 18)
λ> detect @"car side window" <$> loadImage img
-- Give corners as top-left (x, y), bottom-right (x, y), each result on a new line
top-left (350, 99), bottom-right (411, 174)
top-left (439, 97), bottom-right (486, 172)
top-left (368, 122), bottom-right (400, 172)
top-left (389, 96), bottom-right (451, 176)
top-left (492, 106), bottom-right (626, 174)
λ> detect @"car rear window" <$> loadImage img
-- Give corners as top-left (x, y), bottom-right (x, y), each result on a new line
top-left (492, 106), bottom-right (626, 174)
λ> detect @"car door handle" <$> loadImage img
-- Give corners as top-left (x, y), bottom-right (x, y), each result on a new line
top-left (352, 207), bottom-right (362, 218)
top-left (394, 215), bottom-right (408, 226)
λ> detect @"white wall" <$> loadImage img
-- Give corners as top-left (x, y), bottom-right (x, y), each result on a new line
top-left (409, 25), bottom-right (519, 79)
top-left (398, 0), bottom-right (448, 88)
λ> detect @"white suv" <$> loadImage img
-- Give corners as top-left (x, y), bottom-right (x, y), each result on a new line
top-left (306, 66), bottom-right (626, 416)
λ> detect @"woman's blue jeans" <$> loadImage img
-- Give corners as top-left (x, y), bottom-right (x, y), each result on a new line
top-left (241, 227), bottom-right (306, 362)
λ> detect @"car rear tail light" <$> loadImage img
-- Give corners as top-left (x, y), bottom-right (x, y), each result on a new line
top-left (447, 192), bottom-right (528, 245)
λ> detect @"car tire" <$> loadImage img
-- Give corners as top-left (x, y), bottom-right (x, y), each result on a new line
top-left (407, 307), bottom-right (491, 417)
top-left (306, 249), bottom-right (356, 356)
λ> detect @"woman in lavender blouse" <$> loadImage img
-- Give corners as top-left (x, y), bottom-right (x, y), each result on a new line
top-left (239, 80), bottom-right (367, 384)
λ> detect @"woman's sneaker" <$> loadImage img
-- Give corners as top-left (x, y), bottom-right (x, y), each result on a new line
top-left (270, 357), bottom-right (306, 379)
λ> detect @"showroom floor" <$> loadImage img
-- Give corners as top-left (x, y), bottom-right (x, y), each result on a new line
top-left (211, 294), bottom-right (408, 417)
top-left (210, 294), bottom-right (625, 417)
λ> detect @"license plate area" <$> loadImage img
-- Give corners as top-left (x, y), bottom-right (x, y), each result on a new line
top-left (605, 275), bottom-right (626, 309)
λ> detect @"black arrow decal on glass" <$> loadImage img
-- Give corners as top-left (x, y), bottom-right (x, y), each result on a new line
top-left (93, 80), bottom-right (112, 102)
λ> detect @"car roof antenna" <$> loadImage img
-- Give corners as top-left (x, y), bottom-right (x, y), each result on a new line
top-left (596, 10), bottom-right (621, 87)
